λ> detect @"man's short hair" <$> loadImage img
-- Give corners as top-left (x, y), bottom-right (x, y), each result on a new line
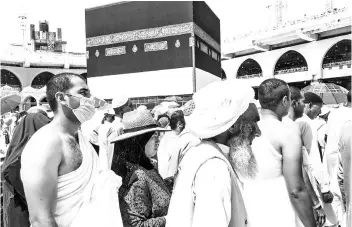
top-left (258, 78), bottom-right (289, 111)
top-left (347, 91), bottom-right (351, 102)
top-left (289, 86), bottom-right (302, 102)
top-left (170, 110), bottom-right (185, 130)
top-left (46, 73), bottom-right (85, 112)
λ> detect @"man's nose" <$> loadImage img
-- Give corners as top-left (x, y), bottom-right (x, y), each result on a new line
top-left (254, 123), bottom-right (261, 137)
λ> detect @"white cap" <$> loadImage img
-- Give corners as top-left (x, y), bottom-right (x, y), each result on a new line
top-left (137, 105), bottom-right (147, 112)
top-left (105, 109), bottom-right (115, 115)
top-left (112, 94), bottom-right (129, 109)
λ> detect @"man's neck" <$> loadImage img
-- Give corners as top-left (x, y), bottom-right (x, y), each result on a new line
top-left (287, 109), bottom-right (295, 121)
top-left (51, 115), bottom-right (80, 137)
top-left (261, 109), bottom-right (282, 121)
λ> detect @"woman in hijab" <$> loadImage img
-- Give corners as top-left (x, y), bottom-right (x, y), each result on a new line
top-left (111, 110), bottom-right (171, 227)
top-left (1, 111), bottom-right (51, 227)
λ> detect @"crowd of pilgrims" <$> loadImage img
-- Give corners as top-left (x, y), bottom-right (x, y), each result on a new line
top-left (0, 72), bottom-right (351, 227)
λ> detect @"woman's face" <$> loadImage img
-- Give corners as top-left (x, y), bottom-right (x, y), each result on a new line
top-left (145, 132), bottom-right (159, 158)
top-left (113, 132), bottom-right (155, 176)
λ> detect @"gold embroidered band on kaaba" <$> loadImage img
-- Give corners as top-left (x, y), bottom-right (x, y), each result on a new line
top-left (86, 22), bottom-right (220, 53)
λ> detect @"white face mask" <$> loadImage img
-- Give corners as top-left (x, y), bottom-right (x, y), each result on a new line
top-left (65, 94), bottom-right (96, 123)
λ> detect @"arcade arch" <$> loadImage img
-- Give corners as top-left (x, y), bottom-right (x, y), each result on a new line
top-left (23, 96), bottom-right (37, 110)
top-left (221, 68), bottom-right (226, 80)
top-left (39, 96), bottom-right (48, 105)
top-left (1, 69), bottom-right (22, 91)
top-left (31, 71), bottom-right (54, 89)
top-left (236, 59), bottom-right (262, 79)
top-left (274, 50), bottom-right (308, 75)
top-left (322, 39), bottom-right (351, 89)
top-left (322, 39), bottom-right (351, 68)
top-left (81, 73), bottom-right (87, 83)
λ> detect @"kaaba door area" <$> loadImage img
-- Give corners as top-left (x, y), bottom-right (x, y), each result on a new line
top-left (85, 1), bottom-right (222, 100)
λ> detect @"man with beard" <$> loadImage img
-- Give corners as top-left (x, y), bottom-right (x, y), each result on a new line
top-left (166, 80), bottom-right (257, 227)
top-left (283, 87), bottom-right (327, 227)
top-left (157, 110), bottom-right (185, 179)
top-left (238, 78), bottom-right (315, 227)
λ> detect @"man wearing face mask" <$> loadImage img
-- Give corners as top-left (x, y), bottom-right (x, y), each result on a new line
top-left (20, 73), bottom-right (123, 227)
top-left (99, 95), bottom-right (133, 170)
top-left (157, 110), bottom-right (185, 179)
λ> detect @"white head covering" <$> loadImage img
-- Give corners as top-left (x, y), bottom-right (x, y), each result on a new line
top-left (112, 94), bottom-right (129, 109)
top-left (319, 106), bottom-right (330, 116)
top-left (187, 80), bottom-right (254, 139)
top-left (104, 109), bottom-right (115, 115)
top-left (137, 105), bottom-right (147, 112)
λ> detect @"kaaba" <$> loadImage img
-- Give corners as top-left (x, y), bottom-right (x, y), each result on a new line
top-left (85, 1), bottom-right (221, 99)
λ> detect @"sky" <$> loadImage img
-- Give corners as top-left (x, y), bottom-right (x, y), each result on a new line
top-left (0, 0), bottom-right (349, 53)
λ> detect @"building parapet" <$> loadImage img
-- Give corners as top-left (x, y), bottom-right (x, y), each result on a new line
top-left (223, 7), bottom-right (349, 44)
top-left (0, 46), bottom-right (87, 68)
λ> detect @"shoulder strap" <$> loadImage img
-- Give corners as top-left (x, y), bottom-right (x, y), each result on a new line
top-left (190, 141), bottom-right (232, 204)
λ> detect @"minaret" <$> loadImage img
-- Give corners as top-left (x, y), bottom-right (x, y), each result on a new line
top-left (325, 0), bottom-right (334, 12)
top-left (274, 0), bottom-right (288, 28)
top-left (18, 13), bottom-right (28, 49)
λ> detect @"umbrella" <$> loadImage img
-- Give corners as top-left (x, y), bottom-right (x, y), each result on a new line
top-left (151, 105), bottom-right (169, 115)
top-left (1, 94), bottom-right (21, 115)
top-left (301, 82), bottom-right (349, 105)
top-left (160, 101), bottom-right (180, 108)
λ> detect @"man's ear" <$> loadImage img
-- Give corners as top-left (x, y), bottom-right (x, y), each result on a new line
top-left (177, 121), bottom-right (183, 129)
top-left (282, 96), bottom-right (289, 107)
top-left (55, 92), bottom-right (65, 104)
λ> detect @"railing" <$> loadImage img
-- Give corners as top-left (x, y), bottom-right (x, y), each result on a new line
top-left (31, 85), bottom-right (46, 89)
top-left (322, 60), bottom-right (351, 68)
top-left (274, 66), bottom-right (308, 75)
top-left (0, 85), bottom-right (21, 91)
top-left (237, 73), bottom-right (263, 79)
top-left (223, 7), bottom-right (348, 43)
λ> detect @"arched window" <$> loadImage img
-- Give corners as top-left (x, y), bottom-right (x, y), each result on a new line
top-left (237, 59), bottom-right (262, 79)
top-left (81, 73), bottom-right (87, 83)
top-left (23, 96), bottom-right (37, 110)
top-left (1, 69), bottom-right (22, 91)
top-left (31, 72), bottom-right (54, 89)
top-left (39, 97), bottom-right (48, 105)
top-left (221, 68), bottom-right (227, 80)
top-left (274, 50), bottom-right (308, 75)
top-left (322, 39), bottom-right (351, 69)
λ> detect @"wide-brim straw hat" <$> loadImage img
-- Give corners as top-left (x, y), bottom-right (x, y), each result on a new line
top-left (111, 109), bottom-right (170, 143)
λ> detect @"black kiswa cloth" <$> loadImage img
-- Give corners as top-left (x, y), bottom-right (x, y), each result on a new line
top-left (1, 113), bottom-right (51, 227)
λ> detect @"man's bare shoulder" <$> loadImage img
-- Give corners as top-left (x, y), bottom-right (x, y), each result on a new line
top-left (261, 118), bottom-right (292, 137)
top-left (22, 124), bottom-right (63, 161)
top-left (260, 118), bottom-right (300, 150)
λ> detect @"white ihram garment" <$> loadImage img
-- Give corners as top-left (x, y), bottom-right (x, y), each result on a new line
top-left (239, 126), bottom-right (295, 227)
top-left (54, 131), bottom-right (123, 227)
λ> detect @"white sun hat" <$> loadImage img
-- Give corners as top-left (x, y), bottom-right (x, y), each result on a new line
top-left (111, 109), bottom-right (170, 143)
